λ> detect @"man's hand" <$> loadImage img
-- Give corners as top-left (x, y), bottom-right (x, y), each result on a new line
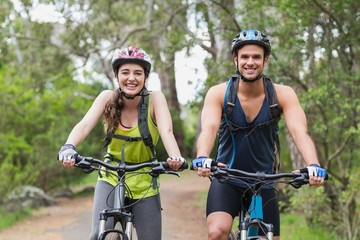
top-left (298, 164), bottom-right (327, 186)
top-left (191, 157), bottom-right (226, 178)
top-left (192, 156), bottom-right (212, 169)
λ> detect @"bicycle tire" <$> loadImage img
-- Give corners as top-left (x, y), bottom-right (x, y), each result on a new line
top-left (100, 229), bottom-right (128, 240)
top-left (228, 230), bottom-right (237, 240)
top-left (104, 232), bottom-right (123, 240)
top-left (247, 237), bottom-right (267, 240)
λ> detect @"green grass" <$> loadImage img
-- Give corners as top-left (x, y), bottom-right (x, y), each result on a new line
top-left (70, 172), bottom-right (97, 197)
top-left (71, 171), bottom-right (98, 187)
top-left (280, 214), bottom-right (339, 240)
top-left (0, 207), bottom-right (32, 231)
top-left (0, 173), bottom-right (97, 231)
top-left (229, 213), bottom-right (339, 239)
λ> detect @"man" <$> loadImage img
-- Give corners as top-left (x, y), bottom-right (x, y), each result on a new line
top-left (192, 29), bottom-right (326, 240)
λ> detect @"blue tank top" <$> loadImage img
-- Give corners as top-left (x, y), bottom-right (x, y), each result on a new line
top-left (217, 95), bottom-right (279, 175)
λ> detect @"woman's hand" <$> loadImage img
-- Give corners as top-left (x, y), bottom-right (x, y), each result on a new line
top-left (58, 144), bottom-right (77, 167)
top-left (166, 156), bottom-right (186, 171)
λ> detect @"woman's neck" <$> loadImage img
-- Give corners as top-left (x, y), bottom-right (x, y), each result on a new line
top-left (123, 96), bottom-right (141, 109)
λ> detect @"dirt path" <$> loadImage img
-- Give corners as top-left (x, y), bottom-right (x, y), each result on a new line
top-left (0, 171), bottom-right (210, 240)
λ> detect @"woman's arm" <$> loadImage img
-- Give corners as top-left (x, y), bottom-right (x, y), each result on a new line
top-left (65, 90), bottom-right (114, 146)
top-left (151, 91), bottom-right (184, 169)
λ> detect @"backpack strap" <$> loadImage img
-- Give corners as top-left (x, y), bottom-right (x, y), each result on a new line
top-left (138, 93), bottom-right (158, 188)
top-left (223, 76), bottom-right (240, 131)
top-left (263, 76), bottom-right (282, 173)
top-left (221, 76), bottom-right (240, 168)
top-left (138, 94), bottom-right (156, 159)
top-left (263, 76), bottom-right (282, 123)
top-left (110, 94), bottom-right (156, 159)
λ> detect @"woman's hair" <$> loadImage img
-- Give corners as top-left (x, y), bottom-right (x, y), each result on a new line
top-left (103, 88), bottom-right (124, 147)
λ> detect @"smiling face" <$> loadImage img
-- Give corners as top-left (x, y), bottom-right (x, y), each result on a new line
top-left (117, 63), bottom-right (146, 97)
top-left (234, 44), bottom-right (268, 81)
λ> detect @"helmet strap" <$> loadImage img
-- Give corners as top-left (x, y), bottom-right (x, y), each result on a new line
top-left (119, 86), bottom-right (150, 100)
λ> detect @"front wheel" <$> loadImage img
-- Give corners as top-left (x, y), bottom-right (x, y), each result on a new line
top-left (228, 230), bottom-right (237, 240)
top-left (99, 230), bottom-right (127, 240)
top-left (104, 232), bottom-right (122, 240)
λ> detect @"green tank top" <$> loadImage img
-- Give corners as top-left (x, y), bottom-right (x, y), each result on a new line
top-left (99, 97), bottom-right (160, 199)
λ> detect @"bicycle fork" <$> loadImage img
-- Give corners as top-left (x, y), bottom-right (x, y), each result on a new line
top-left (98, 208), bottom-right (134, 239)
top-left (98, 181), bottom-right (134, 239)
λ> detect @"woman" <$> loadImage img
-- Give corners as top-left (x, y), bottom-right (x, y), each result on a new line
top-left (58, 46), bottom-right (185, 240)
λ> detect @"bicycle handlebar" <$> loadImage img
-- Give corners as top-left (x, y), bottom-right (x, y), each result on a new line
top-left (74, 154), bottom-right (188, 176)
top-left (204, 165), bottom-right (328, 189)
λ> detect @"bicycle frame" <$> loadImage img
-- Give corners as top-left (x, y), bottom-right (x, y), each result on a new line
top-left (210, 166), bottom-right (328, 240)
top-left (237, 194), bottom-right (274, 240)
top-left (74, 155), bottom-right (188, 240)
top-left (98, 178), bottom-right (133, 240)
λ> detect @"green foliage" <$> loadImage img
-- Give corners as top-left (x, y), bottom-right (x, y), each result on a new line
top-left (0, 206), bottom-right (32, 231)
top-left (290, 187), bottom-right (332, 226)
top-left (281, 213), bottom-right (338, 239)
top-left (190, 1), bottom-right (360, 239)
top-left (1, 1), bottom-right (359, 238)
top-left (0, 64), bottom-right (106, 201)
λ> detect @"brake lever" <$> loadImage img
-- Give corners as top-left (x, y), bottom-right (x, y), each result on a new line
top-left (211, 168), bottom-right (231, 183)
top-left (289, 175), bottom-right (308, 189)
top-left (150, 164), bottom-right (181, 178)
top-left (165, 171), bottom-right (180, 177)
top-left (149, 170), bottom-right (180, 178)
top-left (75, 157), bottom-right (92, 169)
top-left (82, 166), bottom-right (97, 174)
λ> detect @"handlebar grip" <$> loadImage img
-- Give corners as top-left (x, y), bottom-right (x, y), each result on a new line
top-left (163, 160), bottom-right (188, 170)
top-left (181, 161), bottom-right (189, 170)
top-left (73, 154), bottom-right (84, 164)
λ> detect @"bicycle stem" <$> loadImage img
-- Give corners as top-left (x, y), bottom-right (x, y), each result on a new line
top-left (114, 181), bottom-right (126, 209)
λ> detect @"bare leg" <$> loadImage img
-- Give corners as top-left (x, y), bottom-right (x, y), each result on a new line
top-left (207, 211), bottom-right (233, 240)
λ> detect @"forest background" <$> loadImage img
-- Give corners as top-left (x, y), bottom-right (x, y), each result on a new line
top-left (0, 0), bottom-right (359, 239)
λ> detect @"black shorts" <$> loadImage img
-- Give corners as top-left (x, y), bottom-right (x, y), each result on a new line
top-left (206, 178), bottom-right (280, 236)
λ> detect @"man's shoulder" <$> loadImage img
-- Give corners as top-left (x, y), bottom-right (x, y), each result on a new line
top-left (273, 83), bottom-right (294, 94)
top-left (209, 81), bottom-right (227, 90)
top-left (207, 82), bottom-right (227, 97)
top-left (273, 83), bottom-right (298, 106)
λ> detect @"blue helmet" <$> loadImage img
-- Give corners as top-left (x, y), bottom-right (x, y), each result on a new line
top-left (231, 30), bottom-right (271, 56)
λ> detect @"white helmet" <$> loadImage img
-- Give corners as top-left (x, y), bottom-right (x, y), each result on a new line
top-left (111, 46), bottom-right (152, 76)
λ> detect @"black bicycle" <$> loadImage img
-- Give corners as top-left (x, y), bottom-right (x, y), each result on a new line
top-left (74, 154), bottom-right (188, 240)
top-left (207, 166), bottom-right (328, 240)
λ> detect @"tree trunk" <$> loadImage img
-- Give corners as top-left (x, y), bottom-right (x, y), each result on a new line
top-left (153, 35), bottom-right (185, 155)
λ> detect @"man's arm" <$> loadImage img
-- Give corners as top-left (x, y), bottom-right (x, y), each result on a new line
top-left (196, 85), bottom-right (224, 157)
top-left (194, 84), bottom-right (228, 177)
top-left (277, 85), bottom-right (325, 184)
top-left (278, 85), bottom-right (319, 165)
